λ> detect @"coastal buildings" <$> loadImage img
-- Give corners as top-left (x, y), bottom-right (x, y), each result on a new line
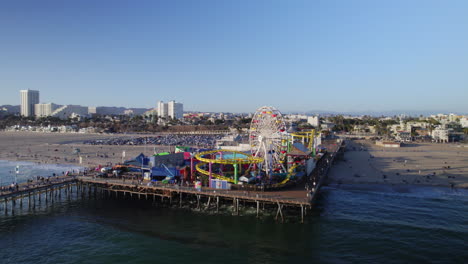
top-left (307, 116), bottom-right (320, 127)
top-left (168, 100), bottom-right (183, 119)
top-left (157, 100), bottom-right (183, 119)
top-left (321, 122), bottom-right (335, 131)
top-left (34, 103), bottom-right (60, 117)
top-left (461, 117), bottom-right (468, 128)
top-left (88, 107), bottom-right (97, 115)
top-left (157, 101), bottom-right (168, 119)
top-left (431, 126), bottom-right (449, 143)
top-left (20, 90), bottom-right (39, 117)
top-left (396, 131), bottom-right (412, 142)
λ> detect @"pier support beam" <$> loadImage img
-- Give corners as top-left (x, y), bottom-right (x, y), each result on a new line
top-left (179, 192), bottom-right (182, 208)
top-left (256, 201), bottom-right (260, 218)
top-left (301, 205), bottom-right (304, 223)
top-left (275, 202), bottom-right (284, 223)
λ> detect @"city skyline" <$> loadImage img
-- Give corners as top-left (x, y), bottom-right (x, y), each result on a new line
top-left (1, 1), bottom-right (468, 113)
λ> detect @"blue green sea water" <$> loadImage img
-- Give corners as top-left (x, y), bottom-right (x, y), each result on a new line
top-left (0, 160), bottom-right (467, 263)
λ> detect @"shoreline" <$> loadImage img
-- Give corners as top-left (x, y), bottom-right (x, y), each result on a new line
top-left (326, 181), bottom-right (468, 192)
top-left (1, 131), bottom-right (467, 190)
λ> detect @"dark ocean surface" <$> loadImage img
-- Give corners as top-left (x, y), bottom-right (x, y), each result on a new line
top-left (0, 160), bottom-right (467, 263)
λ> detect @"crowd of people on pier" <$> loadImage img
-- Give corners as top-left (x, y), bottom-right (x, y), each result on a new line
top-left (83, 135), bottom-right (223, 147)
top-left (0, 171), bottom-right (80, 195)
top-left (0, 183), bottom-right (19, 193)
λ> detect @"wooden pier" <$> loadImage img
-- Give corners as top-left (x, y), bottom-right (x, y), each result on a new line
top-left (0, 140), bottom-right (345, 222)
top-left (76, 176), bottom-right (311, 222)
top-left (0, 176), bottom-right (77, 214)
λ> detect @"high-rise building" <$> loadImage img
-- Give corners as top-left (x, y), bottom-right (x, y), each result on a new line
top-left (157, 100), bottom-right (183, 119)
top-left (20, 90), bottom-right (40, 117)
top-left (168, 100), bottom-right (183, 119)
top-left (157, 101), bottom-right (168, 119)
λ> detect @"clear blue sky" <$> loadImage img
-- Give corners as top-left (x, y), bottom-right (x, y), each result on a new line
top-left (1, 0), bottom-right (467, 113)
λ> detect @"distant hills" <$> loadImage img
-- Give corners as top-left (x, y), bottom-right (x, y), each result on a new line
top-left (95, 106), bottom-right (151, 115)
top-left (298, 110), bottom-right (467, 117)
top-left (0, 105), bottom-right (20, 114)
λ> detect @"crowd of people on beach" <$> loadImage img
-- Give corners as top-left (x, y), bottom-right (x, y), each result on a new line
top-left (83, 135), bottom-right (223, 147)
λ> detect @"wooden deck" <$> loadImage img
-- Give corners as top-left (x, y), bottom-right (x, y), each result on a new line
top-left (0, 140), bottom-right (345, 222)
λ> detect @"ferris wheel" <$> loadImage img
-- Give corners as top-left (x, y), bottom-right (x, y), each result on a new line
top-left (249, 106), bottom-right (288, 177)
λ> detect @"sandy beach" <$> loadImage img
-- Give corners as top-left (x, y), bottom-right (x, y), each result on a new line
top-left (0, 131), bottom-right (171, 167)
top-left (2, 131), bottom-right (467, 189)
top-left (329, 139), bottom-right (468, 188)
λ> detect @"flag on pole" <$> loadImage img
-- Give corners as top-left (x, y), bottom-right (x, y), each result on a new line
top-left (15, 165), bottom-right (19, 174)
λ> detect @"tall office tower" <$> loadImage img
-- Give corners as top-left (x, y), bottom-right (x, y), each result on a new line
top-left (157, 101), bottom-right (168, 119)
top-left (20, 90), bottom-right (40, 117)
top-left (168, 100), bottom-right (183, 119)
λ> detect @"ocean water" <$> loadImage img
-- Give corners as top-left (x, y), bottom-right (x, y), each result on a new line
top-left (0, 161), bottom-right (467, 263)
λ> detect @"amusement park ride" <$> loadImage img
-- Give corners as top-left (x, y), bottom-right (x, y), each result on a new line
top-left (194, 106), bottom-right (319, 187)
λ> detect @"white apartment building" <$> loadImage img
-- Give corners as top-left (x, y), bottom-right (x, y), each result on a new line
top-left (168, 100), bottom-right (183, 119)
top-left (431, 126), bottom-right (449, 143)
top-left (34, 103), bottom-right (60, 117)
top-left (88, 107), bottom-right (97, 115)
top-left (461, 117), bottom-right (468, 128)
top-left (157, 100), bottom-right (183, 119)
top-left (157, 101), bottom-right (168, 119)
top-left (307, 116), bottom-right (320, 127)
top-left (123, 109), bottom-right (134, 116)
top-left (20, 90), bottom-right (40, 117)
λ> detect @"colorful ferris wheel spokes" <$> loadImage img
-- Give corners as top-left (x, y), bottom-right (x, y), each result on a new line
top-left (249, 106), bottom-right (288, 177)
